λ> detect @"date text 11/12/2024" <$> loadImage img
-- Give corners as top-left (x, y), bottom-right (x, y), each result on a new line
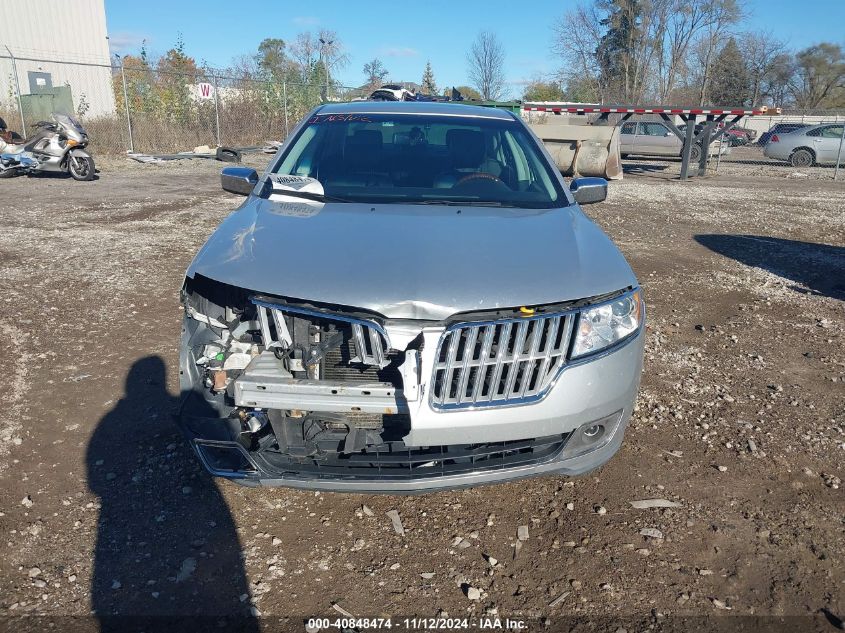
top-left (305, 617), bottom-right (529, 630)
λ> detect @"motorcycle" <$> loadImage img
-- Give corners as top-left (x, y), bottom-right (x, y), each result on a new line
top-left (0, 113), bottom-right (95, 181)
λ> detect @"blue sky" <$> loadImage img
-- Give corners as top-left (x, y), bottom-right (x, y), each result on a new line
top-left (106, 0), bottom-right (845, 95)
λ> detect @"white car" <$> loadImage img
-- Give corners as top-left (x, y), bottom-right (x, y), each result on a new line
top-left (763, 123), bottom-right (845, 167)
top-left (619, 121), bottom-right (729, 161)
top-left (177, 101), bottom-right (645, 492)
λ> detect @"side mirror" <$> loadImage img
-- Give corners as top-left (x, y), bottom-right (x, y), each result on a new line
top-left (221, 167), bottom-right (258, 195)
top-left (570, 177), bottom-right (608, 205)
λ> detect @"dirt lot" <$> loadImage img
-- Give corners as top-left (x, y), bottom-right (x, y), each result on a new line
top-left (0, 156), bottom-right (843, 632)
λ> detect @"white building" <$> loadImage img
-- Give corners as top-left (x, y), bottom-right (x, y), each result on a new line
top-left (0, 0), bottom-right (116, 120)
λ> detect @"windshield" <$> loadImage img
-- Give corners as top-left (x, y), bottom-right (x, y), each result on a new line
top-left (53, 113), bottom-right (85, 134)
top-left (271, 112), bottom-right (565, 208)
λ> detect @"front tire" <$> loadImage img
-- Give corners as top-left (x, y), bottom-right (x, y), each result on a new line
top-left (68, 154), bottom-right (95, 181)
top-left (789, 149), bottom-right (814, 168)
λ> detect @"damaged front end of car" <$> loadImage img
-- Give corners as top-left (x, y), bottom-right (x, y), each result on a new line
top-left (178, 273), bottom-right (643, 493)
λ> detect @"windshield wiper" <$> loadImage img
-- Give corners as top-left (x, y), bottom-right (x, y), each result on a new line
top-left (408, 200), bottom-right (511, 207)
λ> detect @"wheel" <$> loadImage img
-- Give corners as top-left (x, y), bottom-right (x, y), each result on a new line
top-left (68, 154), bottom-right (95, 180)
top-left (789, 149), bottom-right (814, 168)
top-left (689, 144), bottom-right (702, 162)
top-left (0, 168), bottom-right (18, 178)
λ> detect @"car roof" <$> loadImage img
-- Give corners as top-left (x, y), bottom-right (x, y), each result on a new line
top-left (804, 122), bottom-right (841, 128)
top-left (317, 100), bottom-right (515, 120)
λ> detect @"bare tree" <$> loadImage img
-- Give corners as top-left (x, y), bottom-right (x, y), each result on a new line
top-left (467, 31), bottom-right (506, 100)
top-left (552, 4), bottom-right (606, 101)
top-left (739, 31), bottom-right (786, 105)
top-left (760, 53), bottom-right (795, 106)
top-left (289, 30), bottom-right (349, 84)
top-left (363, 58), bottom-right (389, 91)
top-left (656, 0), bottom-right (711, 101)
top-left (289, 32), bottom-right (318, 80)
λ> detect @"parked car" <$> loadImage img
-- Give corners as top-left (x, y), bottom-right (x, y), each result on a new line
top-left (722, 127), bottom-right (749, 146)
top-left (729, 125), bottom-right (757, 143)
top-left (763, 122), bottom-right (845, 167)
top-left (757, 123), bottom-right (809, 146)
top-left (178, 101), bottom-right (645, 492)
top-left (619, 120), bottom-right (729, 161)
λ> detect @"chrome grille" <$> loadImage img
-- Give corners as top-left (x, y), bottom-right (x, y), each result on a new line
top-left (350, 323), bottom-right (387, 367)
top-left (252, 299), bottom-right (390, 368)
top-left (431, 313), bottom-right (574, 409)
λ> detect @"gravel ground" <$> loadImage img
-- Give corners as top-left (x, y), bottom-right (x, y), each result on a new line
top-left (0, 156), bottom-right (843, 632)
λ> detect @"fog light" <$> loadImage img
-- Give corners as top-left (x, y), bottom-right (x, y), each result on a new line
top-left (560, 411), bottom-right (623, 460)
top-left (583, 424), bottom-right (602, 438)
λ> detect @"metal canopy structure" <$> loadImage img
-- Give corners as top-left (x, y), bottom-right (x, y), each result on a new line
top-left (523, 104), bottom-right (782, 180)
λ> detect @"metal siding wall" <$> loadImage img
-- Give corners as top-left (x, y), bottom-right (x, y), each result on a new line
top-left (1, 0), bottom-right (111, 63)
top-left (0, 0), bottom-right (116, 116)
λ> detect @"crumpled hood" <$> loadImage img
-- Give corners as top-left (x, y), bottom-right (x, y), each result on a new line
top-left (186, 197), bottom-right (637, 320)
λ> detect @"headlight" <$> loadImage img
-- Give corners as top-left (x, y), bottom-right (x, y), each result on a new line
top-left (572, 290), bottom-right (642, 358)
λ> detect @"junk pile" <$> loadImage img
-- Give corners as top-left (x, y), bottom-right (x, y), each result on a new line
top-left (127, 140), bottom-right (286, 164)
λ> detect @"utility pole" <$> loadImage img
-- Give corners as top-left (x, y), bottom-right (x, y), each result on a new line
top-left (319, 37), bottom-right (333, 101)
top-left (835, 119), bottom-right (845, 181)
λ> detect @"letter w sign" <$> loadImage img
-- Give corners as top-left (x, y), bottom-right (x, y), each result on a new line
top-left (197, 82), bottom-right (214, 99)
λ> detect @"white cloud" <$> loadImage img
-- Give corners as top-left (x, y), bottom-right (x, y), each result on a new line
top-left (380, 46), bottom-right (419, 58)
top-left (107, 31), bottom-right (148, 54)
top-left (292, 16), bottom-right (320, 26)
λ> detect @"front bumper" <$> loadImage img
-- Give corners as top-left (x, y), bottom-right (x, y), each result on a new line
top-left (191, 414), bottom-right (629, 493)
top-left (177, 328), bottom-right (644, 493)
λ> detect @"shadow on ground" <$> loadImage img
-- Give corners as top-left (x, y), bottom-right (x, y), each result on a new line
top-left (86, 356), bottom-right (259, 631)
top-left (621, 161), bottom-right (671, 178)
top-left (695, 234), bottom-right (845, 301)
top-left (622, 162), bottom-right (668, 174)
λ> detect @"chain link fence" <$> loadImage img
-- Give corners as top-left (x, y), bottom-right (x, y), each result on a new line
top-left (0, 53), bottom-right (369, 155)
top-left (3, 53), bottom-right (844, 181)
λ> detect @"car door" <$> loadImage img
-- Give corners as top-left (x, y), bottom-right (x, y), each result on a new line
top-left (640, 122), bottom-right (678, 156)
top-left (813, 125), bottom-right (845, 163)
top-left (619, 121), bottom-right (636, 153)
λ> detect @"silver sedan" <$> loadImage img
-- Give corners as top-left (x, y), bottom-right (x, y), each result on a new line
top-left (763, 122), bottom-right (845, 167)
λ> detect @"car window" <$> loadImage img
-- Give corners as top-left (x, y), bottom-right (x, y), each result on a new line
top-left (621, 122), bottom-right (635, 135)
top-left (270, 112), bottom-right (566, 208)
top-left (805, 128), bottom-right (820, 137)
top-left (819, 125), bottom-right (844, 139)
top-left (640, 122), bottom-right (668, 136)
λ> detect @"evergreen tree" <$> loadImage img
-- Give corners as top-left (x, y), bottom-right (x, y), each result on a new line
top-left (421, 61), bottom-right (437, 95)
top-left (595, 0), bottom-right (643, 100)
top-left (709, 38), bottom-right (751, 105)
